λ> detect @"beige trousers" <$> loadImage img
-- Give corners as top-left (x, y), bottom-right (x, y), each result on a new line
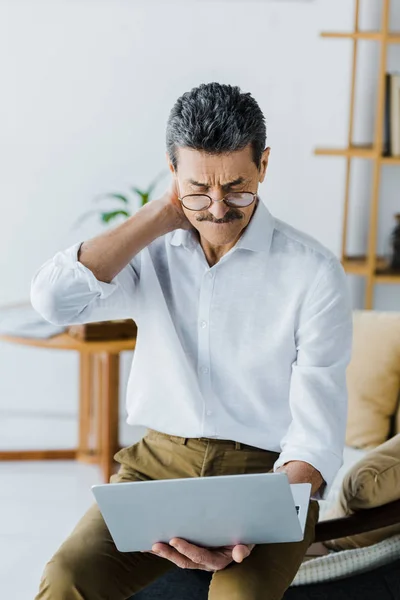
top-left (35, 429), bottom-right (319, 600)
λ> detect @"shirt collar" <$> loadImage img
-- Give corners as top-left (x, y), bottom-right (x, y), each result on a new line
top-left (169, 197), bottom-right (275, 254)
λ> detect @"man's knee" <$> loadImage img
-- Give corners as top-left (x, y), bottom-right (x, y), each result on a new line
top-left (36, 556), bottom-right (82, 599)
top-left (209, 574), bottom-right (282, 600)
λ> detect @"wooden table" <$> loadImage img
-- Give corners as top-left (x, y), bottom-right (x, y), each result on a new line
top-left (0, 331), bottom-right (136, 481)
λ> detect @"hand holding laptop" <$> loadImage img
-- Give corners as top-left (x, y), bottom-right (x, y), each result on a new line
top-left (145, 537), bottom-right (255, 572)
top-left (134, 463), bottom-right (318, 571)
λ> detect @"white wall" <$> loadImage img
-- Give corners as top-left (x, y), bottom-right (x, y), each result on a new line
top-left (1, 0), bottom-right (399, 451)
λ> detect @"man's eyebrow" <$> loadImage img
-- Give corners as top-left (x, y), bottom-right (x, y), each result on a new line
top-left (187, 177), bottom-right (247, 188)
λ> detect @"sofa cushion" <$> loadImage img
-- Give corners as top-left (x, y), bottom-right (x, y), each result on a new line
top-left (346, 311), bottom-right (400, 448)
top-left (394, 400), bottom-right (400, 436)
top-left (325, 434), bottom-right (400, 550)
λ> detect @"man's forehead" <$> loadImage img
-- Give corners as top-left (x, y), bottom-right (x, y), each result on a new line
top-left (186, 176), bottom-right (250, 187)
top-left (175, 145), bottom-right (257, 188)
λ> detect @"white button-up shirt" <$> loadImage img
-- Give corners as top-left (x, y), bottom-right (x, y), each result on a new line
top-left (31, 199), bottom-right (353, 497)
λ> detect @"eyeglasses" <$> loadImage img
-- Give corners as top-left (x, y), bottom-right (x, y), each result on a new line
top-left (178, 192), bottom-right (257, 212)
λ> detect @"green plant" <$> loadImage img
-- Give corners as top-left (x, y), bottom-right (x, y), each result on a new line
top-left (74, 170), bottom-right (168, 228)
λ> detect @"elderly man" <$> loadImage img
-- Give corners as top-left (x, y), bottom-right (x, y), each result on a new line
top-left (31, 82), bottom-right (352, 600)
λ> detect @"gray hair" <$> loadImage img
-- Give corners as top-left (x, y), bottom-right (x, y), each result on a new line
top-left (166, 82), bottom-right (267, 171)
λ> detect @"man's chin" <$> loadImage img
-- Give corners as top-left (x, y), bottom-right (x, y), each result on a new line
top-left (199, 220), bottom-right (238, 231)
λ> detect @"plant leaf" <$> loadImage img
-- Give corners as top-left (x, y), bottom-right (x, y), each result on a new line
top-left (101, 210), bottom-right (130, 223)
top-left (131, 187), bottom-right (145, 197)
top-left (131, 187), bottom-right (148, 207)
top-left (94, 193), bottom-right (130, 204)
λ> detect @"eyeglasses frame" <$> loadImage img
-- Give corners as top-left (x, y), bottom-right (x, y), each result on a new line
top-left (178, 191), bottom-right (258, 211)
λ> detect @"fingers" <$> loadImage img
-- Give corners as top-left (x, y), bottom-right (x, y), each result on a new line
top-left (142, 539), bottom-right (254, 570)
top-left (151, 542), bottom-right (202, 570)
top-left (232, 543), bottom-right (255, 563)
top-left (168, 538), bottom-right (226, 571)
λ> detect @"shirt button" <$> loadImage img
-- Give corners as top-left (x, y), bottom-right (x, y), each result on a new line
top-left (200, 366), bottom-right (209, 374)
top-left (206, 410), bottom-right (213, 416)
top-left (208, 272), bottom-right (214, 279)
top-left (200, 320), bottom-right (207, 329)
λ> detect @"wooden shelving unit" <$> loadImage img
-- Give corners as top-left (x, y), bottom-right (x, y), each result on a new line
top-left (315, 0), bottom-right (400, 308)
top-left (321, 31), bottom-right (400, 43)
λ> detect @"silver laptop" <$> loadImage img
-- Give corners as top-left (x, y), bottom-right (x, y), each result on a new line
top-left (92, 472), bottom-right (311, 552)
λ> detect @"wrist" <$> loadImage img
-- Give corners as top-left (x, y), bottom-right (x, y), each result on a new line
top-left (277, 461), bottom-right (324, 495)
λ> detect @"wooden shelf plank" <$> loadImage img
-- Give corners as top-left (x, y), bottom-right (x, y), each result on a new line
top-left (315, 145), bottom-right (377, 159)
top-left (342, 256), bottom-right (400, 283)
top-left (321, 32), bottom-right (400, 44)
top-left (0, 450), bottom-right (77, 461)
top-left (375, 274), bottom-right (400, 284)
top-left (381, 155), bottom-right (400, 165)
top-left (321, 31), bottom-right (382, 41)
top-left (342, 256), bottom-right (370, 275)
top-left (315, 146), bottom-right (400, 163)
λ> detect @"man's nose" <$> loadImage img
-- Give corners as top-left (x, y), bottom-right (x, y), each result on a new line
top-left (207, 196), bottom-right (231, 220)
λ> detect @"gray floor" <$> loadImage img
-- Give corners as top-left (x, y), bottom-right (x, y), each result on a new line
top-left (0, 460), bottom-right (102, 600)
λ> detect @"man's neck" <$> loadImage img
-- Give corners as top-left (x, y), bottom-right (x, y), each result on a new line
top-left (199, 235), bottom-right (242, 267)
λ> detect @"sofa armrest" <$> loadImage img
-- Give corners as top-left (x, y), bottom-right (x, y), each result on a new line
top-left (314, 498), bottom-right (400, 543)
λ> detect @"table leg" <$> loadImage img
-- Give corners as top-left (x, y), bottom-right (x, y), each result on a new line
top-left (99, 352), bottom-right (120, 482)
top-left (77, 353), bottom-right (94, 462)
top-left (95, 354), bottom-right (103, 462)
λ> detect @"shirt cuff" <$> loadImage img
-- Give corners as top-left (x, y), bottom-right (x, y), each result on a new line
top-left (273, 447), bottom-right (343, 500)
top-left (53, 241), bottom-right (117, 300)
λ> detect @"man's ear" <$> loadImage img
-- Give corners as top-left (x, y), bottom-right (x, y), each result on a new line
top-left (166, 152), bottom-right (175, 175)
top-left (259, 147), bottom-right (270, 184)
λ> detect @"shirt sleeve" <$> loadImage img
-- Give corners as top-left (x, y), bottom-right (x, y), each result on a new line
top-left (30, 242), bottom-right (141, 326)
top-left (273, 256), bottom-right (353, 500)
